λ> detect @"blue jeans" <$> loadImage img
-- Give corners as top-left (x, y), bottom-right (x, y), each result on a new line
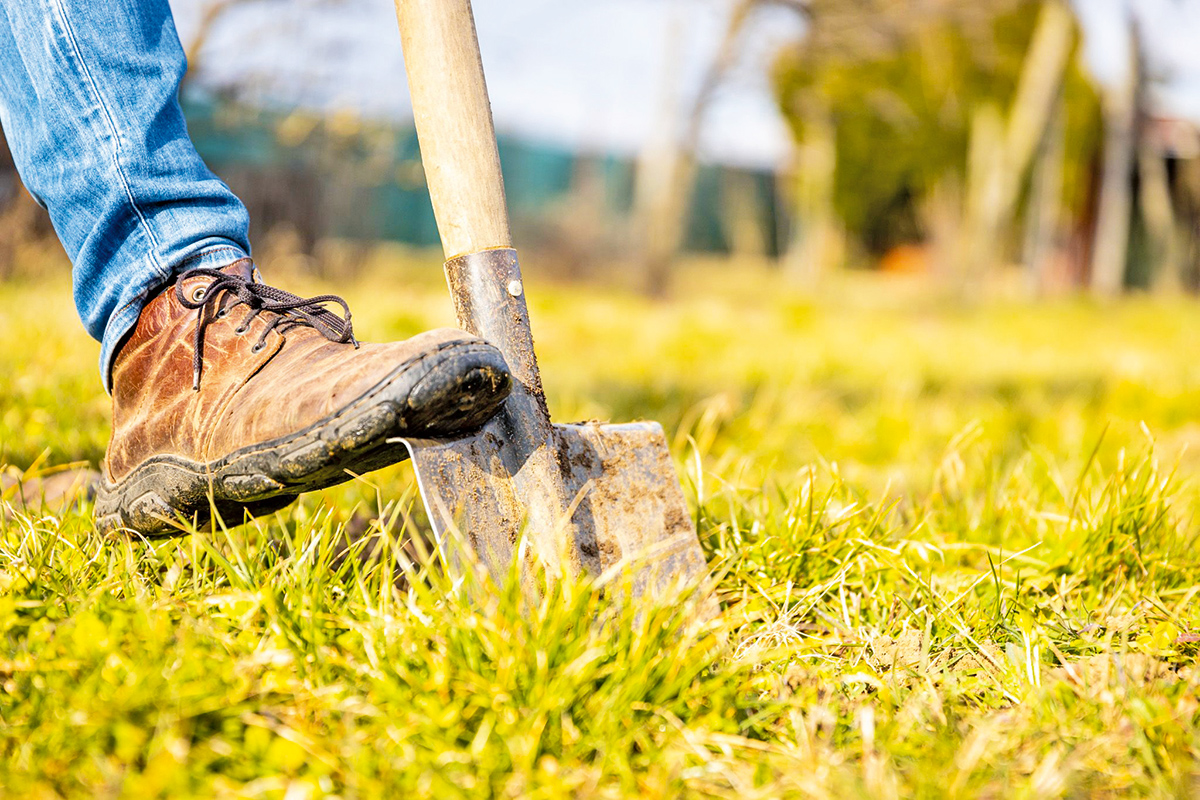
top-left (0, 0), bottom-right (251, 390)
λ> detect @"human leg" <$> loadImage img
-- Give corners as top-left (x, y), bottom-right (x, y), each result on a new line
top-left (0, 0), bottom-right (512, 535)
top-left (0, 0), bottom-right (250, 390)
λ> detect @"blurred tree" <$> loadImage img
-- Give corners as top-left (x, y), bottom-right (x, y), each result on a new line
top-left (773, 0), bottom-right (1101, 278)
top-left (178, 0), bottom-right (373, 274)
top-left (1092, 15), bottom-right (1185, 296)
top-left (181, 0), bottom-right (244, 86)
top-left (636, 0), bottom-right (810, 295)
top-left (961, 0), bottom-right (1077, 287)
top-left (1090, 16), bottom-right (1138, 296)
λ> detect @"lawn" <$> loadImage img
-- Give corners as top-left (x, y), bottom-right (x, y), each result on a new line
top-left (3, 250), bottom-right (1200, 797)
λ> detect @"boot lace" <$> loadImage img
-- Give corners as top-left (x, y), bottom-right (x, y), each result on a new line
top-left (177, 267), bottom-right (358, 390)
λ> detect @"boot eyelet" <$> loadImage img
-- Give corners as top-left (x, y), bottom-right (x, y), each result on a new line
top-left (251, 342), bottom-right (266, 354)
top-left (233, 325), bottom-right (248, 336)
top-left (190, 286), bottom-right (207, 303)
top-left (216, 308), bottom-right (229, 319)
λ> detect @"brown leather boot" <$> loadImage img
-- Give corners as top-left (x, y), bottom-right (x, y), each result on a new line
top-left (94, 259), bottom-right (511, 536)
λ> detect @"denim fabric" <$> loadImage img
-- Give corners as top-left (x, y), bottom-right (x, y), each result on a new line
top-left (0, 0), bottom-right (251, 390)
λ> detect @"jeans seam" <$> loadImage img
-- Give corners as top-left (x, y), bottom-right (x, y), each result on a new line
top-left (102, 291), bottom-right (149, 396)
top-left (110, 291), bottom-right (148, 325)
top-left (173, 245), bottom-right (246, 273)
top-left (48, 0), bottom-right (170, 282)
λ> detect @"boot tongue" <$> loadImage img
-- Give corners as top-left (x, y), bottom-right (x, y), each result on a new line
top-left (200, 259), bottom-right (257, 318)
top-left (219, 258), bottom-right (256, 282)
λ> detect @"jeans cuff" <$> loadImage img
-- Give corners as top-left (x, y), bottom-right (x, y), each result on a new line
top-left (98, 243), bottom-right (250, 394)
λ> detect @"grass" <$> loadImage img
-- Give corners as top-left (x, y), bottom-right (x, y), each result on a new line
top-left (3, 249), bottom-right (1200, 797)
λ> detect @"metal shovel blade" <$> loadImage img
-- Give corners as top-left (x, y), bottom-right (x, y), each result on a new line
top-left (399, 417), bottom-right (707, 599)
top-left (391, 248), bottom-right (708, 602)
top-left (391, 5), bottom-right (708, 602)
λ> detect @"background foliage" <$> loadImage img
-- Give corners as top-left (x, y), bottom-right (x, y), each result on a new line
top-left (774, 0), bottom-right (1101, 256)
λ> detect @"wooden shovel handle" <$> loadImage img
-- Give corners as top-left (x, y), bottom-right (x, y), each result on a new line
top-left (393, 0), bottom-right (513, 258)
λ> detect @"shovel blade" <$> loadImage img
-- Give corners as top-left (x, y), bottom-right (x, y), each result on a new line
top-left (399, 420), bottom-right (707, 600)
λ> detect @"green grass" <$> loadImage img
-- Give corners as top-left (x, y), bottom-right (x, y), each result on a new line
top-left (3, 251), bottom-right (1200, 797)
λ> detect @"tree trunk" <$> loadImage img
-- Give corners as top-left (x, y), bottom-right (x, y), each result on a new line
top-left (783, 103), bottom-right (840, 282)
top-left (1023, 95), bottom-right (1066, 294)
top-left (720, 170), bottom-right (770, 262)
top-left (634, 0), bottom-right (755, 295)
top-left (962, 0), bottom-right (1074, 283)
top-left (1140, 130), bottom-right (1180, 291)
top-left (1090, 20), bottom-right (1140, 296)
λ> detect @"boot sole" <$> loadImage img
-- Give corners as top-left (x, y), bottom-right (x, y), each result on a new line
top-left (94, 339), bottom-right (511, 537)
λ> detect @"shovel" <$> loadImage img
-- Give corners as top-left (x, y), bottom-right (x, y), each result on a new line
top-left (391, 0), bottom-right (708, 600)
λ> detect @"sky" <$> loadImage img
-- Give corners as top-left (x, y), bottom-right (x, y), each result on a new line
top-left (1073, 0), bottom-right (1200, 120)
top-left (170, 0), bottom-right (1200, 170)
